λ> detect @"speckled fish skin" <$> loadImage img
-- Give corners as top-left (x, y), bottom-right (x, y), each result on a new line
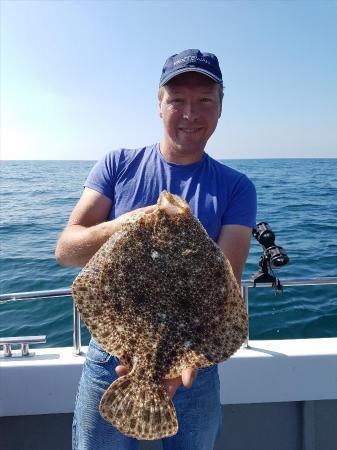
top-left (72, 191), bottom-right (248, 440)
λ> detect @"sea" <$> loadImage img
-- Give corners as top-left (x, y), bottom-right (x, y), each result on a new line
top-left (1, 158), bottom-right (337, 348)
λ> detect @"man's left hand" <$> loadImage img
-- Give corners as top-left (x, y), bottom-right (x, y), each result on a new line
top-left (115, 365), bottom-right (197, 399)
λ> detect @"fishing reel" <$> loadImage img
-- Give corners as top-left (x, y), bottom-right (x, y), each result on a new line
top-left (251, 222), bottom-right (289, 290)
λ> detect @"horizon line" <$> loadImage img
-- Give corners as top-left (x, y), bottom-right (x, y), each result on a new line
top-left (1, 157), bottom-right (337, 162)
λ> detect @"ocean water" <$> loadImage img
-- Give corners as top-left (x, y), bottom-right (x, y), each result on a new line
top-left (1, 159), bottom-right (337, 348)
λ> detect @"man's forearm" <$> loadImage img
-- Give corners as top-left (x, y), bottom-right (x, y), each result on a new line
top-left (55, 204), bottom-right (156, 268)
top-left (55, 220), bottom-right (120, 268)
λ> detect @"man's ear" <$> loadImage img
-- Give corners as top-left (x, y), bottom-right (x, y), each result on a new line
top-left (159, 102), bottom-right (163, 119)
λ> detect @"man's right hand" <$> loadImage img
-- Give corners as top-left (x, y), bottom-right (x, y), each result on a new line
top-left (114, 205), bottom-right (156, 228)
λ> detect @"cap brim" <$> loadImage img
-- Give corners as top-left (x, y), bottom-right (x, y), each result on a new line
top-left (159, 67), bottom-right (223, 87)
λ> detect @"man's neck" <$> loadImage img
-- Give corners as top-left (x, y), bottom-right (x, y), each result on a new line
top-left (159, 139), bottom-right (205, 165)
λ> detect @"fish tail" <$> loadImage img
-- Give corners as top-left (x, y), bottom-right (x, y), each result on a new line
top-left (99, 373), bottom-right (178, 440)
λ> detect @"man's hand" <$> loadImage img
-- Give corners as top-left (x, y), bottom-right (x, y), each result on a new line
top-left (115, 365), bottom-right (197, 399)
top-left (114, 205), bottom-right (156, 227)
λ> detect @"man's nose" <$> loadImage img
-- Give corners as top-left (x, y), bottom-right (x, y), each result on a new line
top-left (182, 102), bottom-right (199, 120)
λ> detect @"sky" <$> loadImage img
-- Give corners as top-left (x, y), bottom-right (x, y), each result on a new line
top-left (1, 0), bottom-right (336, 160)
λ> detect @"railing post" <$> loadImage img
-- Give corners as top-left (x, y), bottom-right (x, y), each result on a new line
top-left (241, 284), bottom-right (250, 348)
top-left (73, 300), bottom-right (82, 355)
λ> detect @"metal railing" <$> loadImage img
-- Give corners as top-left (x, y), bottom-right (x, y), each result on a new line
top-left (240, 277), bottom-right (337, 347)
top-left (0, 288), bottom-right (81, 355)
top-left (1, 277), bottom-right (337, 355)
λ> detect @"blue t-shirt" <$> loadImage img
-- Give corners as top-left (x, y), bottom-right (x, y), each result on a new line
top-left (84, 143), bottom-right (257, 241)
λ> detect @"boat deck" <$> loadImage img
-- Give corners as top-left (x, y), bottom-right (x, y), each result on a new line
top-left (1, 338), bottom-right (337, 450)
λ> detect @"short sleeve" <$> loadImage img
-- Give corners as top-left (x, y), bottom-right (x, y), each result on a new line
top-left (222, 175), bottom-right (257, 228)
top-left (84, 151), bottom-right (119, 201)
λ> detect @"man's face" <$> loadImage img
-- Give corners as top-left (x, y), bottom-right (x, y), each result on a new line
top-left (159, 72), bottom-right (222, 155)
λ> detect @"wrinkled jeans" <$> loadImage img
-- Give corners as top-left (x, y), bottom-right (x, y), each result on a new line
top-left (73, 339), bottom-right (222, 450)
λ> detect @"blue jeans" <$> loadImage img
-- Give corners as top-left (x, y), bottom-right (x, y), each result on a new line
top-left (73, 339), bottom-right (222, 450)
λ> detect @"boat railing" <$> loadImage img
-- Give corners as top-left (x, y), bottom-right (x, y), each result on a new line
top-left (0, 277), bottom-right (337, 356)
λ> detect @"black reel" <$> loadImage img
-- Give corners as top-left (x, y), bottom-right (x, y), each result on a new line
top-left (251, 222), bottom-right (289, 290)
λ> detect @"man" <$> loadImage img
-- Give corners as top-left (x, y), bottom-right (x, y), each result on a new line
top-left (56, 49), bottom-right (257, 450)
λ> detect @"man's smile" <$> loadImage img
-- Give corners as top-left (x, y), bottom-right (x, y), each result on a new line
top-left (178, 127), bottom-right (203, 133)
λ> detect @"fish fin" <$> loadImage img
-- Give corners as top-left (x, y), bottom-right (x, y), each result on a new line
top-left (99, 374), bottom-right (178, 440)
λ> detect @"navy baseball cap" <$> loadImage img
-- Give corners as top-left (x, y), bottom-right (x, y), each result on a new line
top-left (159, 49), bottom-right (223, 87)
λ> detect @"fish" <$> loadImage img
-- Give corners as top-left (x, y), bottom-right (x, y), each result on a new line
top-left (72, 191), bottom-right (248, 440)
